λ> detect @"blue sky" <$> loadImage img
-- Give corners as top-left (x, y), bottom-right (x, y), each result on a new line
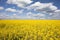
top-left (0, 0), bottom-right (60, 19)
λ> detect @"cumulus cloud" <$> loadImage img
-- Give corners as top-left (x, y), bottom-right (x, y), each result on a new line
top-left (27, 12), bottom-right (45, 17)
top-left (5, 8), bottom-right (17, 12)
top-left (17, 10), bottom-right (24, 14)
top-left (0, 7), bottom-right (4, 10)
top-left (1, 1), bottom-right (60, 19)
top-left (27, 2), bottom-right (57, 12)
top-left (0, 13), bottom-right (10, 19)
top-left (26, 2), bottom-right (60, 19)
top-left (5, 8), bottom-right (24, 14)
top-left (0, 13), bottom-right (21, 19)
top-left (7, 0), bottom-right (33, 8)
top-left (13, 13), bottom-right (17, 16)
top-left (55, 10), bottom-right (60, 13)
top-left (26, 12), bottom-right (46, 19)
top-left (52, 10), bottom-right (60, 19)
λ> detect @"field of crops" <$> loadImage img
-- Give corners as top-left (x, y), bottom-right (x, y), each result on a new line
top-left (0, 20), bottom-right (60, 40)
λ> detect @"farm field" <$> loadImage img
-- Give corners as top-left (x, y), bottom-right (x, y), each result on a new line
top-left (0, 20), bottom-right (60, 40)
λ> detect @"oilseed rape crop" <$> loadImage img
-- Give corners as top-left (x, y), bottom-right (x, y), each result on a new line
top-left (0, 20), bottom-right (60, 40)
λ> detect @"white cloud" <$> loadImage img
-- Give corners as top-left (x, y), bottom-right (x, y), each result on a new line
top-left (27, 2), bottom-right (57, 12)
top-left (13, 14), bottom-right (17, 16)
top-left (55, 10), bottom-right (60, 13)
top-left (52, 10), bottom-right (60, 19)
top-left (26, 12), bottom-right (46, 19)
top-left (37, 13), bottom-right (45, 17)
top-left (27, 12), bottom-right (32, 16)
top-left (49, 13), bottom-right (53, 15)
top-left (5, 8), bottom-right (17, 12)
top-left (26, 2), bottom-right (60, 19)
top-left (1, 1), bottom-right (60, 19)
top-left (0, 13), bottom-right (21, 19)
top-left (0, 13), bottom-right (10, 19)
top-left (49, 5), bottom-right (57, 11)
top-left (0, 14), bottom-right (3, 17)
top-left (7, 0), bottom-right (33, 8)
top-left (17, 10), bottom-right (24, 14)
top-left (27, 12), bottom-right (45, 17)
top-left (5, 8), bottom-right (24, 14)
top-left (0, 7), bottom-right (4, 10)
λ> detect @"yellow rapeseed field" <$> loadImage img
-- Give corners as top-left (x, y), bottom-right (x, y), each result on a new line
top-left (0, 20), bottom-right (60, 40)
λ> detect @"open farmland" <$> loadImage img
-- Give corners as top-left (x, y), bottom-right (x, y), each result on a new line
top-left (0, 20), bottom-right (60, 40)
